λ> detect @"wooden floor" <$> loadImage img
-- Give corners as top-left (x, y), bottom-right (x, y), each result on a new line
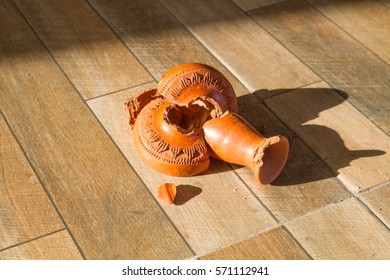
top-left (1, 0), bottom-right (389, 260)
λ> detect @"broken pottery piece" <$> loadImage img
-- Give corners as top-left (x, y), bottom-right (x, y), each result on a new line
top-left (132, 97), bottom-right (222, 176)
top-left (127, 63), bottom-right (235, 176)
top-left (126, 63), bottom-right (289, 184)
top-left (158, 183), bottom-right (177, 205)
top-left (157, 63), bottom-right (238, 113)
top-left (125, 87), bottom-right (159, 128)
top-left (203, 112), bottom-right (289, 184)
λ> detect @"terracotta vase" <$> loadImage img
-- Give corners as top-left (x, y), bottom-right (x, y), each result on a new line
top-left (203, 112), bottom-right (289, 184)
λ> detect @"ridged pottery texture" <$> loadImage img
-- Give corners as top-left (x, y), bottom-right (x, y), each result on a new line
top-left (126, 63), bottom-right (289, 183)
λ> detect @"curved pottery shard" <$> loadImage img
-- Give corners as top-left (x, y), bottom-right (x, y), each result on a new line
top-left (157, 63), bottom-right (238, 113)
top-left (125, 87), bottom-right (159, 128)
top-left (203, 112), bottom-right (289, 185)
top-left (132, 97), bottom-right (220, 176)
top-left (158, 183), bottom-right (177, 205)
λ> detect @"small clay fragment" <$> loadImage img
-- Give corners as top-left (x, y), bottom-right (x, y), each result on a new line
top-left (158, 183), bottom-right (177, 205)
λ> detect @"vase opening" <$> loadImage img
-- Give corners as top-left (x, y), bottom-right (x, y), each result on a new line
top-left (256, 136), bottom-right (289, 185)
top-left (164, 98), bottom-right (222, 133)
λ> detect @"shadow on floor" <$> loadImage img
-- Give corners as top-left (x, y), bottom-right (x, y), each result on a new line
top-left (174, 185), bottom-right (202, 205)
top-left (235, 88), bottom-right (385, 186)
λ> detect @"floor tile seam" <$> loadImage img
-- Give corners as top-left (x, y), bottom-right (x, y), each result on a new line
top-left (194, 189), bottom-right (390, 259)
top-left (260, 79), bottom-right (323, 100)
top-left (377, 0), bottom-right (390, 9)
top-left (242, 0), bottom-right (390, 64)
top-left (85, 0), bottom-right (158, 84)
top-left (158, 0), bottom-right (250, 93)
top-left (264, 80), bottom-right (390, 139)
top-left (0, 228), bottom-right (66, 253)
top-left (84, 103), bottom-right (197, 257)
top-left (230, 0), bottom-right (289, 12)
top-left (157, 1), bottom-right (351, 229)
top-left (192, 196), bottom-right (360, 260)
top-left (157, 0), bottom-right (293, 230)
top-left (1, 109), bottom-right (87, 259)
top-left (9, 0), bottom-right (194, 260)
top-left (357, 180), bottom-right (390, 195)
top-left (84, 80), bottom-right (156, 102)
top-left (160, 0), bottom-right (325, 103)
top-left (245, 3), bottom-right (390, 138)
top-left (303, 0), bottom-right (390, 67)
top-left (354, 196), bottom-right (390, 231)
top-left (260, 92), bottom-right (389, 195)
top-left (9, 0), bottom-right (105, 260)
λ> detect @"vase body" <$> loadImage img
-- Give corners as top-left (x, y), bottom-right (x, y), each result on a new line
top-left (203, 112), bottom-right (289, 184)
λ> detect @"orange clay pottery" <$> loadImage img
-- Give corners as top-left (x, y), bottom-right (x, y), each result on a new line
top-left (203, 112), bottom-right (289, 184)
top-left (132, 96), bottom-right (223, 176)
top-left (126, 62), bottom-right (289, 183)
top-left (127, 63), bottom-right (236, 176)
top-left (157, 183), bottom-right (177, 205)
top-left (157, 63), bottom-right (238, 113)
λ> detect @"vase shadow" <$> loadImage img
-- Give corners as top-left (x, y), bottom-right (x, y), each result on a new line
top-left (234, 88), bottom-right (385, 186)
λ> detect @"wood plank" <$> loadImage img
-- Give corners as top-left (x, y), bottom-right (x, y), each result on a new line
top-left (285, 197), bottom-right (390, 259)
top-left (265, 81), bottom-right (390, 193)
top-left (232, 0), bottom-right (287, 11)
top-left (87, 84), bottom-right (278, 254)
top-left (235, 93), bottom-right (351, 221)
top-left (14, 0), bottom-right (152, 100)
top-left (0, 114), bottom-right (64, 249)
top-left (378, 0), bottom-right (390, 8)
top-left (0, 0), bottom-right (192, 259)
top-left (0, 230), bottom-right (82, 260)
top-left (161, 0), bottom-right (319, 92)
top-left (89, 0), bottom-right (249, 97)
top-left (307, 0), bottom-right (390, 64)
top-left (359, 183), bottom-right (390, 229)
top-left (250, 0), bottom-right (390, 134)
top-left (200, 226), bottom-right (311, 259)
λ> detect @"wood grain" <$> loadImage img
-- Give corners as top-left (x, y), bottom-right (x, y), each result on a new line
top-left (378, 0), bottom-right (390, 8)
top-left (161, 0), bottom-right (319, 92)
top-left (232, 0), bottom-right (287, 11)
top-left (360, 183), bottom-right (390, 229)
top-left (235, 93), bottom-right (351, 221)
top-left (285, 197), bottom-right (390, 259)
top-left (0, 230), bottom-right (82, 260)
top-left (0, 0), bottom-right (192, 259)
top-left (265, 82), bottom-right (390, 193)
top-left (0, 114), bottom-right (64, 249)
top-left (13, 0), bottom-right (152, 100)
top-left (200, 226), bottom-right (311, 259)
top-left (87, 84), bottom-right (278, 254)
top-left (250, 0), bottom-right (390, 134)
top-left (89, 0), bottom-right (248, 97)
top-left (307, 0), bottom-right (390, 64)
